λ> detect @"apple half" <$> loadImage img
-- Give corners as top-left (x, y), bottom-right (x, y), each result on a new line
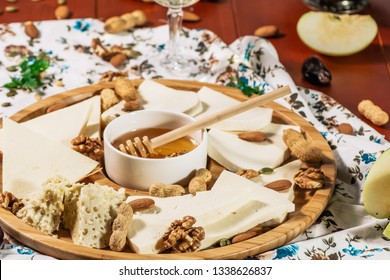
top-left (362, 148), bottom-right (390, 238)
top-left (297, 11), bottom-right (378, 56)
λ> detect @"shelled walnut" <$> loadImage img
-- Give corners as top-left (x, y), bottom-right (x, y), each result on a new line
top-left (0, 191), bottom-right (23, 215)
top-left (235, 169), bottom-right (260, 179)
top-left (160, 215), bottom-right (205, 253)
top-left (71, 135), bottom-right (104, 162)
top-left (294, 167), bottom-right (325, 189)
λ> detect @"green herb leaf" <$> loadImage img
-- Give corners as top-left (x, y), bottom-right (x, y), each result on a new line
top-left (2, 53), bottom-right (50, 92)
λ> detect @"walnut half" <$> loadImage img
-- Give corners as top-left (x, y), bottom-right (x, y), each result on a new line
top-left (294, 167), bottom-right (325, 189)
top-left (71, 135), bottom-right (104, 162)
top-left (160, 216), bottom-right (205, 253)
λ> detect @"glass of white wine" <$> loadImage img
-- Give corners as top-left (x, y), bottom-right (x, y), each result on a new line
top-left (150, 0), bottom-right (201, 77)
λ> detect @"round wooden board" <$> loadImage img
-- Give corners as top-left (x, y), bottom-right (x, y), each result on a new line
top-left (0, 79), bottom-right (336, 260)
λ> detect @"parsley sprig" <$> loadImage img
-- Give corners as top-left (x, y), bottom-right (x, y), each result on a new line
top-left (3, 52), bottom-right (50, 92)
top-left (227, 77), bottom-right (265, 97)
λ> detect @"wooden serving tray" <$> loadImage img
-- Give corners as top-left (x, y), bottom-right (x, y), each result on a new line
top-left (0, 79), bottom-right (336, 260)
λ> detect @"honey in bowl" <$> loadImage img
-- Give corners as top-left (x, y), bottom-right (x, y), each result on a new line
top-left (112, 128), bottom-right (199, 158)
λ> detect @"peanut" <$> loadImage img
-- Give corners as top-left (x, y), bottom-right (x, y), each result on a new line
top-left (100, 88), bottom-right (120, 111)
top-left (104, 16), bottom-right (127, 34)
top-left (188, 168), bottom-right (212, 195)
top-left (109, 203), bottom-right (133, 252)
top-left (120, 13), bottom-right (137, 30)
top-left (114, 77), bottom-right (139, 101)
top-left (358, 100), bottom-right (389, 126)
top-left (149, 183), bottom-right (185, 197)
top-left (130, 10), bottom-right (147, 26)
top-left (282, 129), bottom-right (322, 163)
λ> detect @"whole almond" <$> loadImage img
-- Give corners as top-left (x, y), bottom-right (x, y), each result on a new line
top-left (264, 179), bottom-right (292, 192)
top-left (24, 21), bottom-right (40, 39)
top-left (55, 5), bottom-right (71, 19)
top-left (183, 11), bottom-right (200, 22)
top-left (337, 123), bottom-right (353, 135)
top-left (231, 231), bottom-right (257, 244)
top-left (128, 198), bottom-right (155, 212)
top-left (238, 131), bottom-right (267, 142)
top-left (254, 25), bottom-right (279, 38)
top-left (110, 53), bottom-right (127, 68)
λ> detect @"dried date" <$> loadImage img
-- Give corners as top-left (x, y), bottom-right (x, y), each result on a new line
top-left (302, 56), bottom-right (332, 86)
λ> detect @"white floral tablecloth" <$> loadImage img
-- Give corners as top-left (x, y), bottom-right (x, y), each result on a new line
top-left (0, 19), bottom-right (389, 260)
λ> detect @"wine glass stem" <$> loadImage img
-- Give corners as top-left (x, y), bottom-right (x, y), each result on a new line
top-left (167, 7), bottom-right (183, 61)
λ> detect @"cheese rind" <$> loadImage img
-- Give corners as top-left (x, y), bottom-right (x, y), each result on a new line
top-left (126, 170), bottom-right (294, 254)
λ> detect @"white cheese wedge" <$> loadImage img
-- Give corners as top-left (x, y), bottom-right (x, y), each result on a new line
top-left (207, 123), bottom-right (300, 171)
top-left (2, 118), bottom-right (99, 199)
top-left (251, 159), bottom-right (302, 202)
top-left (19, 97), bottom-right (94, 147)
top-left (126, 170), bottom-right (294, 254)
top-left (0, 96), bottom-right (101, 152)
top-left (195, 86), bottom-right (273, 130)
top-left (138, 79), bottom-right (201, 115)
top-left (63, 183), bottom-right (126, 249)
top-left (250, 159), bottom-right (302, 226)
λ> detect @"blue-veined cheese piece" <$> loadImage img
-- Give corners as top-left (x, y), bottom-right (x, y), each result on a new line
top-left (195, 86), bottom-right (273, 131)
top-left (207, 123), bottom-right (300, 171)
top-left (126, 170), bottom-right (294, 254)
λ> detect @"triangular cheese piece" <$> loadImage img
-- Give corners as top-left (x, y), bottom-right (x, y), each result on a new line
top-left (138, 79), bottom-right (201, 115)
top-left (2, 118), bottom-right (99, 199)
top-left (21, 97), bottom-right (94, 147)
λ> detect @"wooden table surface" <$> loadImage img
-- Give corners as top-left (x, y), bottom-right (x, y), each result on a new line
top-left (1, 0), bottom-right (389, 140)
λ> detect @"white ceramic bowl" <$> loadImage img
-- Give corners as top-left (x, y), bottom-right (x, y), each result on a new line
top-left (103, 110), bottom-right (208, 191)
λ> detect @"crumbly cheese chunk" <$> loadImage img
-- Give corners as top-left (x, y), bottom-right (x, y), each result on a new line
top-left (63, 184), bottom-right (126, 249)
top-left (16, 176), bottom-right (70, 236)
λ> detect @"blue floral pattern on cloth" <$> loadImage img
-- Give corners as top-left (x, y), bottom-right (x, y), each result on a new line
top-left (0, 19), bottom-right (389, 260)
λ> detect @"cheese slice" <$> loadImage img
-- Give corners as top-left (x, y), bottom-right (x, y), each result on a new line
top-left (0, 96), bottom-right (100, 152)
top-left (2, 118), bottom-right (99, 199)
top-left (138, 79), bottom-right (202, 115)
top-left (20, 97), bottom-right (94, 147)
top-left (251, 159), bottom-right (302, 202)
top-left (207, 123), bottom-right (300, 171)
top-left (126, 170), bottom-right (294, 254)
top-left (195, 86), bottom-right (273, 130)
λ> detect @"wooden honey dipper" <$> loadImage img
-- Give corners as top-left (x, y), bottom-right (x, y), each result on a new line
top-left (119, 85), bottom-right (291, 158)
